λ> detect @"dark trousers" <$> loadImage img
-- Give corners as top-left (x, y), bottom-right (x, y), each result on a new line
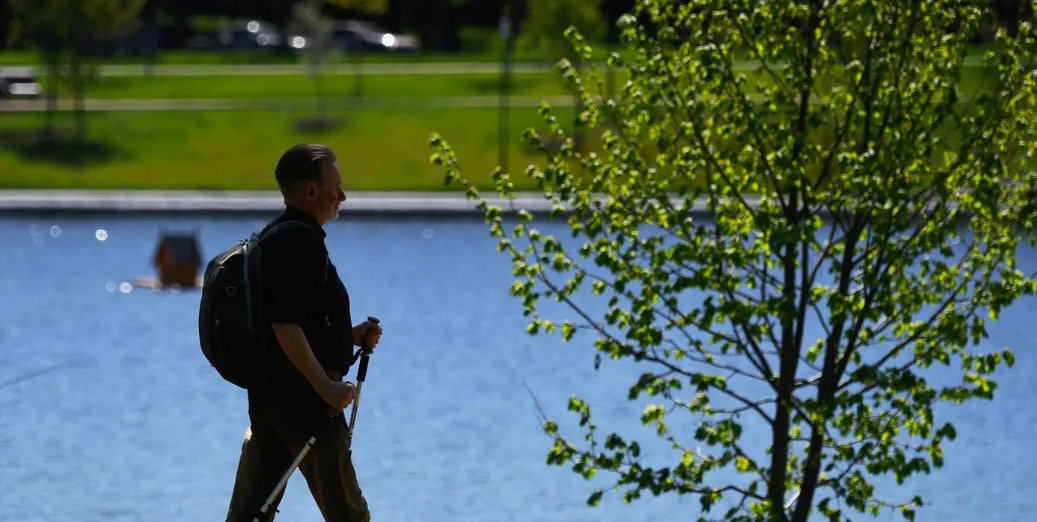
top-left (224, 414), bottom-right (371, 522)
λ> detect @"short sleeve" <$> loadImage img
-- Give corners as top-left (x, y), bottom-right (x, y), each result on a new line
top-left (262, 232), bottom-right (327, 325)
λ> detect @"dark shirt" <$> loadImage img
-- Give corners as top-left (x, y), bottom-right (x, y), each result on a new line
top-left (247, 206), bottom-right (354, 437)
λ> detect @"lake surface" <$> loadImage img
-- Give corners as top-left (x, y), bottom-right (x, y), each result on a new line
top-left (0, 212), bottom-right (1035, 522)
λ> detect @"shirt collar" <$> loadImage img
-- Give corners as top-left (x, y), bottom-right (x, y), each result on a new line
top-left (282, 205), bottom-right (327, 238)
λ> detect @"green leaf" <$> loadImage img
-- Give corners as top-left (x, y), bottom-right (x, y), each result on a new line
top-left (735, 456), bottom-right (751, 472)
top-left (587, 490), bottom-right (604, 507)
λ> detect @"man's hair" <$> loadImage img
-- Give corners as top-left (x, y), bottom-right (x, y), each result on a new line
top-left (274, 143), bottom-right (337, 195)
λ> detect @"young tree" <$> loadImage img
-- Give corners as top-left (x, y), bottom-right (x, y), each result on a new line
top-left (321, 0), bottom-right (397, 101)
top-left (290, 0), bottom-right (335, 126)
top-left (431, 1), bottom-right (1037, 521)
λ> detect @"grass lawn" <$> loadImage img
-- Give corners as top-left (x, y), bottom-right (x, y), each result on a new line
top-left (0, 97), bottom-right (999, 193)
top-left (0, 106), bottom-right (577, 191)
top-left (0, 52), bottom-right (1006, 192)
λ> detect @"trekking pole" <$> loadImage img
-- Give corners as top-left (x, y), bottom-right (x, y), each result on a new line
top-left (252, 316), bottom-right (380, 522)
top-left (348, 316), bottom-right (379, 437)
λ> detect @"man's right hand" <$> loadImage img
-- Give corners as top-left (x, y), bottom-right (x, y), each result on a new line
top-left (318, 380), bottom-right (357, 412)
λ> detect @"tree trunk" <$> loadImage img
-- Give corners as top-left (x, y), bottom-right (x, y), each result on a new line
top-left (69, 57), bottom-right (87, 142)
top-left (42, 59), bottom-right (60, 143)
top-left (73, 80), bottom-right (86, 142)
top-left (352, 56), bottom-right (363, 101)
top-left (316, 73), bottom-right (327, 121)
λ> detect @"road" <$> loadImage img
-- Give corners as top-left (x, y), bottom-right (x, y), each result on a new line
top-left (3, 54), bottom-right (991, 78)
top-left (93, 62), bottom-right (556, 76)
top-left (0, 95), bottom-right (579, 112)
top-left (57, 54), bottom-right (985, 77)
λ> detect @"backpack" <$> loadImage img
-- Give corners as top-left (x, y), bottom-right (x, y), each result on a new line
top-left (197, 220), bottom-right (319, 389)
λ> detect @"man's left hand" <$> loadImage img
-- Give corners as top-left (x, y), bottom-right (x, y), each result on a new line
top-left (353, 320), bottom-right (382, 351)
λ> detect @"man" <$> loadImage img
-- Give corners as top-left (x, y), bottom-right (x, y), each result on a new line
top-left (225, 143), bottom-right (383, 522)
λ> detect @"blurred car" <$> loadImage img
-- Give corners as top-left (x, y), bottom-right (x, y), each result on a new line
top-left (184, 19), bottom-right (282, 50)
top-left (0, 67), bottom-right (42, 99)
top-left (326, 20), bottom-right (420, 53)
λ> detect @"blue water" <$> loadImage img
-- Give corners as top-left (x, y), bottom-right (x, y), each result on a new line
top-left (0, 213), bottom-right (1035, 522)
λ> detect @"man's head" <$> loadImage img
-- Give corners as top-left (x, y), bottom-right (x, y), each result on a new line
top-left (274, 143), bottom-right (345, 225)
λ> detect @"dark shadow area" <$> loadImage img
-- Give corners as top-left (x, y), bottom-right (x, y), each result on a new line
top-left (293, 116), bottom-right (345, 134)
top-left (464, 75), bottom-right (569, 96)
top-left (534, 132), bottom-right (589, 155)
top-left (91, 76), bottom-right (137, 90)
top-left (0, 128), bottom-right (127, 167)
top-left (526, 117), bottom-right (616, 155)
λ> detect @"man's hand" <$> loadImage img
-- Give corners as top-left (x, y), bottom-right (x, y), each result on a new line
top-left (352, 320), bottom-right (382, 351)
top-left (318, 380), bottom-right (357, 413)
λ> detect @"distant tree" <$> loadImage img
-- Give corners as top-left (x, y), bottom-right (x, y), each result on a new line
top-left (8, 0), bottom-right (143, 141)
top-left (431, 1), bottom-right (1037, 521)
top-left (0, 1), bottom-right (12, 53)
top-left (518, 0), bottom-right (607, 152)
top-left (290, 0), bottom-right (335, 126)
top-left (520, 0), bottom-right (605, 63)
top-left (7, 0), bottom-right (65, 138)
top-left (64, 0), bottom-right (145, 139)
top-left (323, 0), bottom-right (389, 102)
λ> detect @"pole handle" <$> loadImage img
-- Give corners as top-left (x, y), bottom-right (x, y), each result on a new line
top-left (355, 316), bottom-right (379, 383)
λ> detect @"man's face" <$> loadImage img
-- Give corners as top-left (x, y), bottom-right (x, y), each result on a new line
top-left (311, 161), bottom-right (346, 225)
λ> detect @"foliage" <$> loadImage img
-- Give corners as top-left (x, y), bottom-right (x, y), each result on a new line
top-left (519, 0), bottom-right (606, 62)
top-left (430, 0), bottom-right (1037, 521)
top-left (8, 0), bottom-right (143, 139)
top-left (8, 0), bottom-right (143, 53)
top-left (323, 0), bottom-right (390, 15)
